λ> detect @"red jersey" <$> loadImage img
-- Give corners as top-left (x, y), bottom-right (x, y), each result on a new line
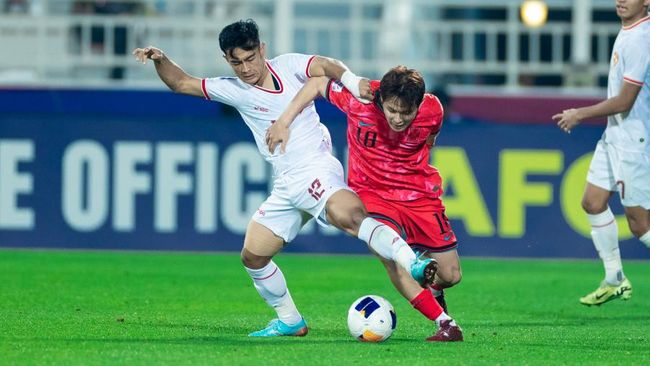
top-left (326, 80), bottom-right (444, 202)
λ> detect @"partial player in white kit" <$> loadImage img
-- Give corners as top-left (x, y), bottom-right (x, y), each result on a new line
top-left (133, 19), bottom-right (438, 336)
top-left (552, 0), bottom-right (650, 306)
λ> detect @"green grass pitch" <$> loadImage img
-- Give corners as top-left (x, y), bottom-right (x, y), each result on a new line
top-left (1, 249), bottom-right (649, 365)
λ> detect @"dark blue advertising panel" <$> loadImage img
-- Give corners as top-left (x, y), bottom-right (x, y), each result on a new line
top-left (0, 89), bottom-right (647, 259)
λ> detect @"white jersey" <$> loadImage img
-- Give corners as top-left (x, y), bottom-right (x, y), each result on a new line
top-left (604, 16), bottom-right (650, 153)
top-left (202, 53), bottom-right (328, 175)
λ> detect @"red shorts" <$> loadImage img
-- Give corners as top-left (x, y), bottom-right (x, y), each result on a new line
top-left (358, 191), bottom-right (458, 253)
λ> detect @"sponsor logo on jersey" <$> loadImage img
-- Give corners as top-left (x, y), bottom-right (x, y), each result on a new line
top-left (358, 120), bottom-right (375, 127)
top-left (254, 106), bottom-right (270, 112)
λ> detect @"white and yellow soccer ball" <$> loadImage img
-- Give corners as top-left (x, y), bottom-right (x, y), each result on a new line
top-left (347, 295), bottom-right (396, 342)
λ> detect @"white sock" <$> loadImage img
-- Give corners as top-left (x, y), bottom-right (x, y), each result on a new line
top-left (358, 217), bottom-right (416, 272)
top-left (434, 312), bottom-right (455, 327)
top-left (245, 261), bottom-right (302, 326)
top-left (430, 287), bottom-right (443, 297)
top-left (587, 207), bottom-right (624, 285)
top-left (640, 230), bottom-right (650, 248)
top-left (430, 283), bottom-right (446, 297)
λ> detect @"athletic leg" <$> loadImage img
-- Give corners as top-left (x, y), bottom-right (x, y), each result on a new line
top-left (582, 183), bottom-right (622, 285)
top-left (367, 241), bottom-right (461, 342)
top-left (579, 183), bottom-right (633, 305)
top-left (624, 206), bottom-right (650, 245)
top-left (325, 189), bottom-right (437, 286)
top-left (428, 249), bottom-right (462, 314)
top-left (242, 220), bottom-right (307, 336)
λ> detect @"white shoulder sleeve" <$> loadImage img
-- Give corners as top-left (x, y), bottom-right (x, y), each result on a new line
top-left (273, 53), bottom-right (316, 81)
top-left (201, 77), bottom-right (244, 106)
top-left (622, 34), bottom-right (650, 85)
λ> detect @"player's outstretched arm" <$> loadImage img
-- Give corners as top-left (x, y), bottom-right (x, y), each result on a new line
top-left (133, 46), bottom-right (203, 98)
top-left (308, 56), bottom-right (371, 102)
top-left (552, 81), bottom-right (641, 133)
top-left (266, 77), bottom-right (330, 154)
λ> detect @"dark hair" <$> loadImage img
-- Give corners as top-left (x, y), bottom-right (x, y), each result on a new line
top-left (379, 66), bottom-right (425, 111)
top-left (218, 19), bottom-right (261, 57)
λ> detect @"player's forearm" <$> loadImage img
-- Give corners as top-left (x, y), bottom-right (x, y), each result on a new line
top-left (576, 81), bottom-right (640, 121)
top-left (278, 78), bottom-right (327, 127)
top-left (153, 55), bottom-right (193, 93)
top-left (309, 56), bottom-right (370, 101)
top-left (575, 96), bottom-right (633, 121)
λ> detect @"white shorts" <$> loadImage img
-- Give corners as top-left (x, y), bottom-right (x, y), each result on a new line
top-left (587, 140), bottom-right (650, 209)
top-left (253, 152), bottom-right (352, 242)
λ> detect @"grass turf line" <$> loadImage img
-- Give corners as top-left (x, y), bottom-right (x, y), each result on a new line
top-left (1, 249), bottom-right (649, 365)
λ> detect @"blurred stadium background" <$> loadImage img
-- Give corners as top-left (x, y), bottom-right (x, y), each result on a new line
top-left (1, 0), bottom-right (648, 258)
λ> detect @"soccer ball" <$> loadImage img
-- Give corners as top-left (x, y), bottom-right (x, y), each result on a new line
top-left (347, 295), bottom-right (396, 342)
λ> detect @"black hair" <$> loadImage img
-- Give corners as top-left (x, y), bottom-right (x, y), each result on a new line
top-left (218, 19), bottom-right (261, 58)
top-left (379, 66), bottom-right (425, 111)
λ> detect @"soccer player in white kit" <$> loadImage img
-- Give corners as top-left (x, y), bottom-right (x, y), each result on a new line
top-left (552, 0), bottom-right (649, 306)
top-left (133, 19), bottom-right (438, 335)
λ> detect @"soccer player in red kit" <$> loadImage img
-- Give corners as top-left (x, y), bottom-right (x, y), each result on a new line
top-left (267, 66), bottom-right (463, 342)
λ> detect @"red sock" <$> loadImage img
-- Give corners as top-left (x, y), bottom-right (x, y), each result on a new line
top-left (409, 289), bottom-right (444, 321)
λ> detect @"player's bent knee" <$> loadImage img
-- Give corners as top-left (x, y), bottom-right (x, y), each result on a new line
top-left (581, 199), bottom-right (607, 215)
top-left (240, 248), bottom-right (271, 269)
top-left (450, 271), bottom-right (462, 286)
top-left (326, 190), bottom-right (367, 233)
top-left (628, 221), bottom-right (649, 239)
top-left (347, 206), bottom-right (367, 230)
top-left (327, 205), bottom-right (366, 236)
top-left (437, 268), bottom-right (462, 287)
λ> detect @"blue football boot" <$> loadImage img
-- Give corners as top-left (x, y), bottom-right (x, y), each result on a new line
top-left (248, 318), bottom-right (309, 337)
top-left (410, 257), bottom-right (438, 288)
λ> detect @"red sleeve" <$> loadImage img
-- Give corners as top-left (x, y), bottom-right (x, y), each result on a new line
top-left (428, 95), bottom-right (444, 134)
top-left (325, 79), bottom-right (356, 114)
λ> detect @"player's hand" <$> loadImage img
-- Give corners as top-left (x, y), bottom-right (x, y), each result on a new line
top-left (357, 78), bottom-right (373, 103)
top-left (266, 120), bottom-right (290, 154)
top-left (132, 46), bottom-right (164, 64)
top-left (552, 109), bottom-right (581, 134)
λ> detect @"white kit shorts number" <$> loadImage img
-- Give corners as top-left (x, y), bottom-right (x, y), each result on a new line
top-left (253, 152), bottom-right (353, 242)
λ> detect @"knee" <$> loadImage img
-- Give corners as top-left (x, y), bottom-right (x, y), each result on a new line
top-left (451, 271), bottom-right (462, 286)
top-left (447, 270), bottom-right (462, 287)
top-left (627, 218), bottom-right (649, 239)
top-left (240, 248), bottom-right (270, 269)
top-left (437, 267), bottom-right (462, 288)
top-left (331, 204), bottom-right (367, 235)
top-left (581, 197), bottom-right (606, 215)
top-left (347, 206), bottom-right (367, 232)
